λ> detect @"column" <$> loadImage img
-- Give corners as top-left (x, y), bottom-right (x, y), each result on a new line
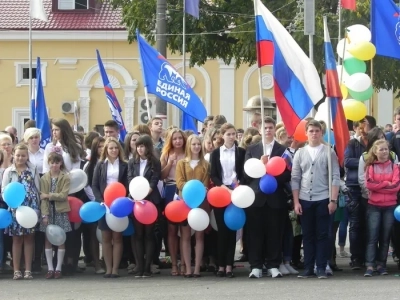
top-left (377, 89), bottom-right (393, 126)
top-left (219, 59), bottom-right (235, 124)
top-left (79, 96), bottom-right (91, 133)
top-left (122, 81), bottom-right (138, 131)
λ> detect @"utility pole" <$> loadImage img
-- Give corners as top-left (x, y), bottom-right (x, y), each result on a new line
top-left (155, 0), bottom-right (168, 126)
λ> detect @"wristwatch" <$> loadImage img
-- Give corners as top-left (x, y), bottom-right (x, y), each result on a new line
top-left (330, 199), bottom-right (338, 205)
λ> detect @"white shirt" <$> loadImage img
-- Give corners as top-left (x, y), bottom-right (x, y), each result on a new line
top-left (190, 159), bottom-right (199, 169)
top-left (220, 145), bottom-right (237, 186)
top-left (43, 142), bottom-right (81, 173)
top-left (29, 148), bottom-right (44, 174)
top-left (139, 159), bottom-right (147, 176)
top-left (307, 144), bottom-right (324, 161)
top-left (106, 158), bottom-right (119, 185)
top-left (264, 140), bottom-right (275, 157)
top-left (82, 161), bottom-right (95, 201)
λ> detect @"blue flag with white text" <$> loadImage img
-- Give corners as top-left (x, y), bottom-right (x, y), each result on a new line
top-left (35, 57), bottom-right (51, 149)
top-left (96, 50), bottom-right (127, 142)
top-left (182, 112), bottom-right (198, 134)
top-left (371, 0), bottom-right (400, 60)
top-left (136, 30), bottom-right (207, 122)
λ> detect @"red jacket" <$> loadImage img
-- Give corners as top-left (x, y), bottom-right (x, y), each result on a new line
top-left (365, 160), bottom-right (400, 207)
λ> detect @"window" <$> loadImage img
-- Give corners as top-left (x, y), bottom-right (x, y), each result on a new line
top-left (14, 62), bottom-right (47, 87)
top-left (58, 0), bottom-right (89, 10)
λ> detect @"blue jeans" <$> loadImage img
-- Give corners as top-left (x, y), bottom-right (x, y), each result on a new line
top-left (338, 207), bottom-right (349, 247)
top-left (0, 229), bottom-right (4, 265)
top-left (300, 199), bottom-right (330, 271)
top-left (365, 204), bottom-right (396, 268)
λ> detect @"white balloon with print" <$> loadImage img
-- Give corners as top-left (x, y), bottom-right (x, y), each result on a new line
top-left (46, 224), bottom-right (66, 246)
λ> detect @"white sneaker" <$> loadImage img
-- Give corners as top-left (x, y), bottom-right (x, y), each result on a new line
top-left (338, 250), bottom-right (351, 258)
top-left (325, 264), bottom-right (333, 276)
top-left (267, 268), bottom-right (282, 278)
top-left (249, 268), bottom-right (263, 278)
top-left (279, 263), bottom-right (290, 275)
top-left (284, 264), bottom-right (299, 275)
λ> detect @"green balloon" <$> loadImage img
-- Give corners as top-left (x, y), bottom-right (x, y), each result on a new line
top-left (343, 58), bottom-right (367, 75)
top-left (348, 86), bottom-right (373, 102)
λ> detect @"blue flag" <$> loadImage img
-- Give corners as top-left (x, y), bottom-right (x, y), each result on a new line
top-left (371, 0), bottom-right (400, 60)
top-left (30, 99), bottom-right (35, 120)
top-left (96, 50), bottom-right (127, 142)
top-left (35, 57), bottom-right (51, 149)
top-left (136, 30), bottom-right (207, 122)
top-left (182, 112), bottom-right (198, 134)
top-left (185, 0), bottom-right (199, 19)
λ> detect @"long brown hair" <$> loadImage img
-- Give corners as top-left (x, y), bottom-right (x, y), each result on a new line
top-left (364, 139), bottom-right (390, 169)
top-left (184, 134), bottom-right (208, 174)
top-left (161, 128), bottom-right (187, 160)
top-left (100, 137), bottom-right (126, 162)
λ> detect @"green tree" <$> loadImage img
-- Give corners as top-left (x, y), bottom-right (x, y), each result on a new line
top-left (110, 0), bottom-right (400, 93)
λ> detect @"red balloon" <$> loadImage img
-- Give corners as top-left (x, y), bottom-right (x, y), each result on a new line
top-left (207, 187), bottom-right (231, 208)
top-left (266, 157), bottom-right (287, 176)
top-left (104, 182), bottom-right (126, 207)
top-left (293, 120), bottom-right (308, 142)
top-left (134, 200), bottom-right (158, 225)
top-left (68, 196), bottom-right (83, 223)
top-left (165, 200), bottom-right (190, 223)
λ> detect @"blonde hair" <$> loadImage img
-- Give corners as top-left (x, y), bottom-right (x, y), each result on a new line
top-left (239, 127), bottom-right (259, 149)
top-left (365, 139), bottom-right (390, 169)
top-left (184, 135), bottom-right (209, 173)
top-left (161, 128), bottom-right (187, 159)
top-left (13, 143), bottom-right (29, 155)
top-left (100, 137), bottom-right (126, 162)
top-left (23, 128), bottom-right (41, 143)
top-left (0, 133), bottom-right (12, 144)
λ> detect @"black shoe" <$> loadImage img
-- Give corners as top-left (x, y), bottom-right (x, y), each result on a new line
top-left (235, 255), bottom-right (248, 262)
top-left (297, 269), bottom-right (316, 278)
top-left (142, 272), bottom-right (152, 278)
top-left (349, 261), bottom-right (362, 270)
top-left (291, 260), bottom-right (304, 270)
top-left (216, 270), bottom-right (225, 277)
top-left (226, 271), bottom-right (234, 278)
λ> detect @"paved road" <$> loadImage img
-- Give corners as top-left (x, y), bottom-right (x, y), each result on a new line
top-left (2, 257), bottom-right (400, 300)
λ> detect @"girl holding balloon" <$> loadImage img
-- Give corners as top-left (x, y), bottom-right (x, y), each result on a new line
top-left (92, 137), bottom-right (128, 278)
top-left (2, 143), bottom-right (40, 280)
top-left (128, 134), bottom-right (162, 278)
top-left (210, 123), bottom-right (246, 278)
top-left (39, 148), bottom-right (72, 279)
top-left (175, 134), bottom-right (210, 277)
top-left (160, 128), bottom-right (187, 276)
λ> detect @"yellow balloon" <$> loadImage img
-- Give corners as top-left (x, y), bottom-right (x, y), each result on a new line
top-left (348, 41), bottom-right (376, 61)
top-left (342, 99), bottom-right (367, 121)
top-left (340, 84), bottom-right (348, 99)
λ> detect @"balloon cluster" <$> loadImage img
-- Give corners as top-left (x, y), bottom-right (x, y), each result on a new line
top-left (79, 176), bottom-right (157, 237)
top-left (336, 24), bottom-right (375, 121)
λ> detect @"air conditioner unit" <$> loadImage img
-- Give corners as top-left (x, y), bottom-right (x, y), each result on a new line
top-left (61, 102), bottom-right (74, 114)
top-left (137, 97), bottom-right (156, 124)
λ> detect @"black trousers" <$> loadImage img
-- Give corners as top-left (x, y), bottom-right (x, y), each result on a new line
top-left (246, 204), bottom-right (287, 269)
top-left (33, 229), bottom-right (45, 267)
top-left (213, 207), bottom-right (236, 267)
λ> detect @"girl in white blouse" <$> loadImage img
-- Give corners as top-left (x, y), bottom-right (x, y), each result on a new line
top-left (24, 128), bottom-right (44, 175)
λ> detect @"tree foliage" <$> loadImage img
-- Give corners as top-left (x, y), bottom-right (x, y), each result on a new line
top-left (110, 0), bottom-right (400, 93)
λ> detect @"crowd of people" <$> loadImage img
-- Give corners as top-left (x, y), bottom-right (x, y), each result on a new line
top-left (0, 108), bottom-right (399, 281)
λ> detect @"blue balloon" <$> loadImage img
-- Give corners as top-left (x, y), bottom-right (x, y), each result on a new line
top-left (394, 206), bottom-right (400, 222)
top-left (79, 202), bottom-right (106, 223)
top-left (122, 218), bottom-right (135, 236)
top-left (182, 180), bottom-right (206, 209)
top-left (323, 130), bottom-right (335, 145)
top-left (224, 204), bottom-right (246, 231)
top-left (0, 209), bottom-right (12, 229)
top-left (3, 182), bottom-right (26, 209)
top-left (259, 174), bottom-right (278, 194)
top-left (110, 197), bottom-right (134, 218)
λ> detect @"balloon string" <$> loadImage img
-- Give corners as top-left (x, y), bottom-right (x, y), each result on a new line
top-left (340, 27), bottom-right (348, 86)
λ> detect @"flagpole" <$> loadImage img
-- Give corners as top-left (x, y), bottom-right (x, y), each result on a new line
top-left (370, 59), bottom-right (374, 115)
top-left (29, 12), bottom-right (33, 114)
top-left (338, 0), bottom-right (342, 65)
top-left (144, 86), bottom-right (152, 120)
top-left (253, 0), bottom-right (266, 155)
top-left (181, 0), bottom-right (187, 128)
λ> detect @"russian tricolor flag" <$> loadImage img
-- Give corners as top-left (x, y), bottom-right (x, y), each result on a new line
top-left (323, 18), bottom-right (350, 166)
top-left (254, 0), bottom-right (323, 136)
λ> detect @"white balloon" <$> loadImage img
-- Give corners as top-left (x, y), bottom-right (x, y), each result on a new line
top-left (336, 38), bottom-right (353, 60)
top-left (314, 100), bottom-right (332, 129)
top-left (210, 210), bottom-right (218, 231)
top-left (96, 227), bottom-right (102, 244)
top-left (244, 158), bottom-right (265, 178)
top-left (16, 206), bottom-right (38, 229)
top-left (105, 213), bottom-right (129, 232)
top-left (187, 208), bottom-right (209, 231)
top-left (45, 224), bottom-right (66, 246)
top-left (347, 24), bottom-right (372, 43)
top-left (129, 176), bottom-right (150, 200)
top-left (204, 153), bottom-right (210, 162)
top-left (231, 185), bottom-right (255, 208)
top-left (69, 169), bottom-right (88, 194)
top-left (336, 65), bottom-right (350, 84)
top-left (345, 73), bottom-right (371, 92)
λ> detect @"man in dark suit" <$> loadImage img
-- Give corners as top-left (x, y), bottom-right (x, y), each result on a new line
top-left (244, 116), bottom-right (291, 278)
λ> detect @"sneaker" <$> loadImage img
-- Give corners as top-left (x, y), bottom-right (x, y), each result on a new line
top-left (364, 269), bottom-right (373, 277)
top-left (284, 264), bottom-right (299, 275)
top-left (279, 264), bottom-right (290, 275)
top-left (377, 268), bottom-right (388, 275)
top-left (325, 264), bottom-right (333, 276)
top-left (142, 271), bottom-right (152, 278)
top-left (349, 260), bottom-right (362, 270)
top-left (338, 250), bottom-right (351, 258)
top-left (316, 269), bottom-right (327, 279)
top-left (249, 268), bottom-right (263, 279)
top-left (297, 269), bottom-right (315, 278)
top-left (267, 268), bottom-right (282, 278)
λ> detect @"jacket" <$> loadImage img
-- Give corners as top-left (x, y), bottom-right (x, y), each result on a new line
top-left (175, 159), bottom-right (210, 198)
top-left (127, 157), bottom-right (162, 204)
top-left (390, 130), bottom-right (400, 158)
top-left (92, 159), bottom-right (128, 202)
top-left (365, 160), bottom-right (400, 207)
top-left (245, 141), bottom-right (292, 208)
top-left (344, 137), bottom-right (366, 186)
top-left (40, 171), bottom-right (71, 215)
